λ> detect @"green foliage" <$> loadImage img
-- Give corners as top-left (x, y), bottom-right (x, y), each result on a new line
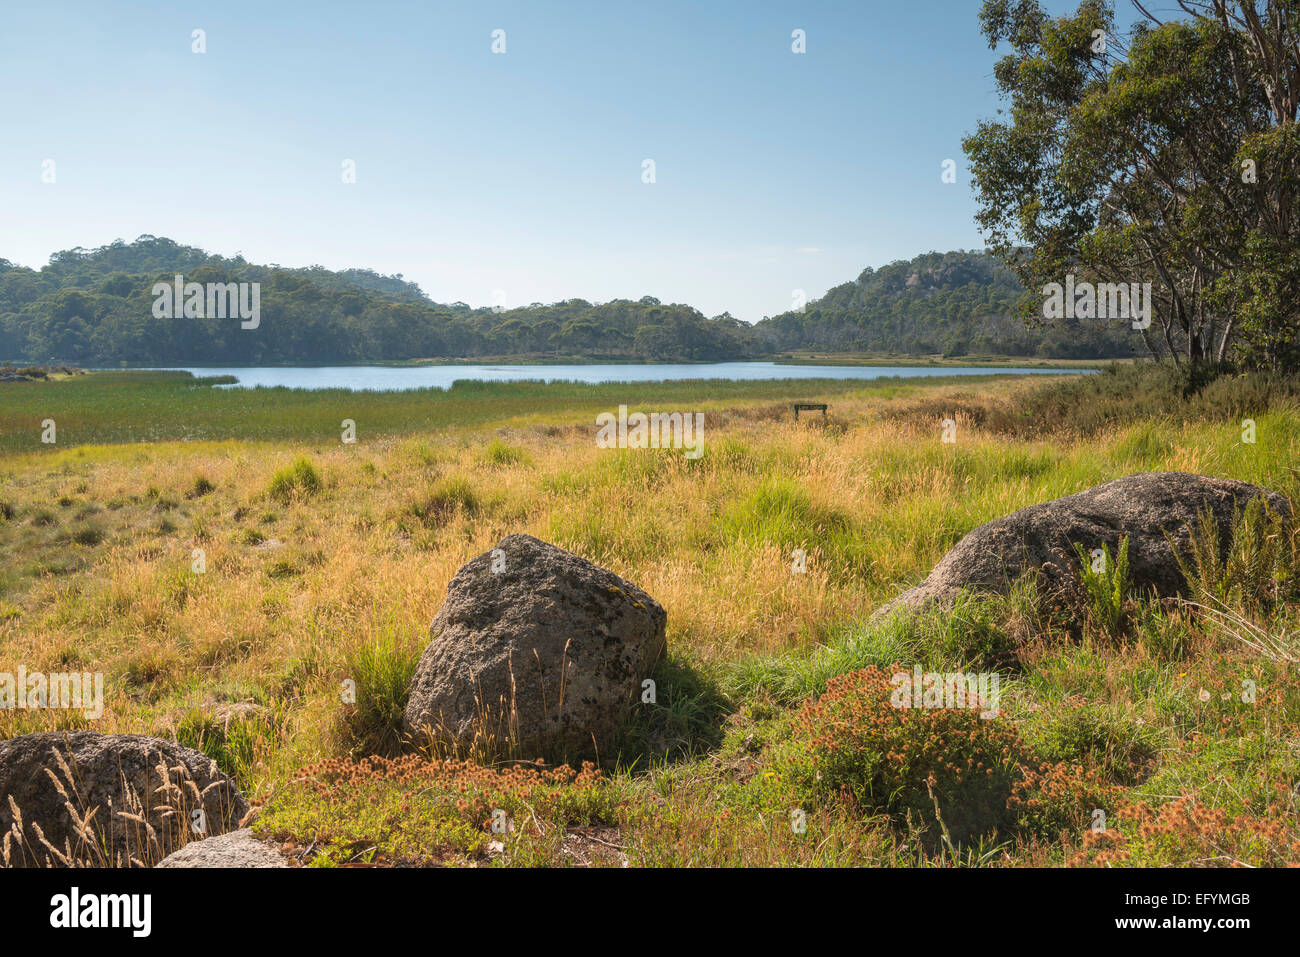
top-left (715, 477), bottom-right (866, 571)
top-left (1021, 698), bottom-right (1161, 785)
top-left (0, 238), bottom-right (1141, 364)
top-left (1134, 600), bottom-right (1194, 662)
top-left (728, 585), bottom-right (1035, 706)
top-left (726, 616), bottom-right (921, 706)
top-left (1173, 498), bottom-right (1292, 616)
top-left (1017, 357), bottom-right (1300, 436)
top-left (62, 522), bottom-right (104, 546)
top-left (404, 476), bottom-right (479, 527)
top-left (187, 474), bottom-right (216, 498)
top-left (611, 654), bottom-right (731, 768)
top-left (965, 1), bottom-right (1300, 372)
top-left (267, 457), bottom-right (322, 504)
top-left (0, 236), bottom-right (762, 364)
top-left (337, 629), bottom-right (422, 757)
top-left (1075, 536), bottom-right (1132, 638)
top-left (174, 704), bottom-right (283, 793)
top-left (775, 665), bottom-right (1026, 845)
top-left (752, 250), bottom-right (1135, 359)
top-left (481, 438), bottom-right (530, 468)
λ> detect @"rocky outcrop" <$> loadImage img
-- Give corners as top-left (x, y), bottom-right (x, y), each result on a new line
top-left (404, 534), bottom-right (667, 760)
top-left (874, 472), bottom-right (1289, 618)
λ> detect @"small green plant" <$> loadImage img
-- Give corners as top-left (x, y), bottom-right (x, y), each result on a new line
top-left (268, 457), bottom-right (323, 504)
top-left (1022, 697), bottom-right (1161, 785)
top-left (1173, 499), bottom-right (1289, 616)
top-left (338, 628), bottom-right (422, 757)
top-left (188, 474), bottom-right (216, 498)
top-left (403, 476), bottom-right (479, 527)
top-left (482, 438), bottom-right (530, 468)
top-left (611, 654), bottom-right (730, 767)
top-left (267, 557), bottom-right (300, 579)
top-left (1075, 536), bottom-right (1131, 638)
top-left (921, 591), bottom-right (1022, 671)
top-left (174, 703), bottom-right (282, 793)
top-left (1134, 599), bottom-right (1193, 661)
top-left (726, 614), bottom-right (919, 705)
top-left (66, 523), bottom-right (104, 546)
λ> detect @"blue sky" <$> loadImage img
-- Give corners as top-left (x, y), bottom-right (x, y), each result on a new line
top-left (0, 0), bottom-right (1084, 321)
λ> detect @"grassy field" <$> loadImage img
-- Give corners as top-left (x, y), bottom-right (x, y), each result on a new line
top-left (1, 367), bottom-right (1298, 867)
top-left (0, 370), bottom-right (944, 453)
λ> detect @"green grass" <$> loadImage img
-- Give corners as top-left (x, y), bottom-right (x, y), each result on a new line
top-left (0, 369), bottom-right (1083, 454)
top-left (335, 621), bottom-right (423, 757)
top-left (267, 457), bottom-right (323, 504)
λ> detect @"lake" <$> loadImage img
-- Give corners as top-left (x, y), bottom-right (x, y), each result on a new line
top-left (158, 362), bottom-right (1091, 392)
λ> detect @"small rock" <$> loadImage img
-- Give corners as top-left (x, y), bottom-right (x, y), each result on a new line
top-left (156, 828), bottom-right (288, 868)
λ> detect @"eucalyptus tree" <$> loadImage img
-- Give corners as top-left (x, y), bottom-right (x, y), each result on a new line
top-left (965, 0), bottom-right (1300, 371)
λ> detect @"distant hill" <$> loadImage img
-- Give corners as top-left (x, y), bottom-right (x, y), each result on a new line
top-left (0, 236), bottom-right (760, 364)
top-left (0, 239), bottom-right (1135, 364)
top-left (753, 250), bottom-right (1139, 359)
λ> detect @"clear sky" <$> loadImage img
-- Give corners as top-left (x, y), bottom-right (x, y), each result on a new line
top-left (0, 0), bottom-right (1083, 322)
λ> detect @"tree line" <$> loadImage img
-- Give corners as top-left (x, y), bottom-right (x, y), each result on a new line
top-left (0, 236), bottom-right (762, 364)
top-left (0, 237), bottom-right (1146, 365)
top-left (755, 250), bottom-right (1139, 358)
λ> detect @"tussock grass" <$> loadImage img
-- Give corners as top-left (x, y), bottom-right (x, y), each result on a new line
top-left (334, 622), bottom-right (423, 758)
top-left (267, 457), bottom-right (323, 504)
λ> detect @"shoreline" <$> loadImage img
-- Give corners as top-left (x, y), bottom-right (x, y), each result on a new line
top-left (57, 354), bottom-right (1123, 372)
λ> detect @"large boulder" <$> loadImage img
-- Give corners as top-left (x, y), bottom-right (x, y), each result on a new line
top-left (404, 534), bottom-right (667, 761)
top-left (155, 828), bottom-right (288, 868)
top-left (874, 472), bottom-right (1289, 618)
top-left (0, 732), bottom-right (248, 868)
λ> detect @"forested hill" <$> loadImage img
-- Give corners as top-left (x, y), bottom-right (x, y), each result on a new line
top-left (752, 250), bottom-right (1139, 359)
top-left (0, 236), bottom-right (761, 364)
top-left (0, 238), bottom-right (1135, 364)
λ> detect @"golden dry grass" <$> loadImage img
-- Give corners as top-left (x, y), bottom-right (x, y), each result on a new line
top-left (2, 371), bottom-right (1298, 866)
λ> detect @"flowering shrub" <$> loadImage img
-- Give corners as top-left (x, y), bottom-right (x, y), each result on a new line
top-left (1071, 793), bottom-right (1300, 867)
top-left (777, 665), bottom-right (1117, 846)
